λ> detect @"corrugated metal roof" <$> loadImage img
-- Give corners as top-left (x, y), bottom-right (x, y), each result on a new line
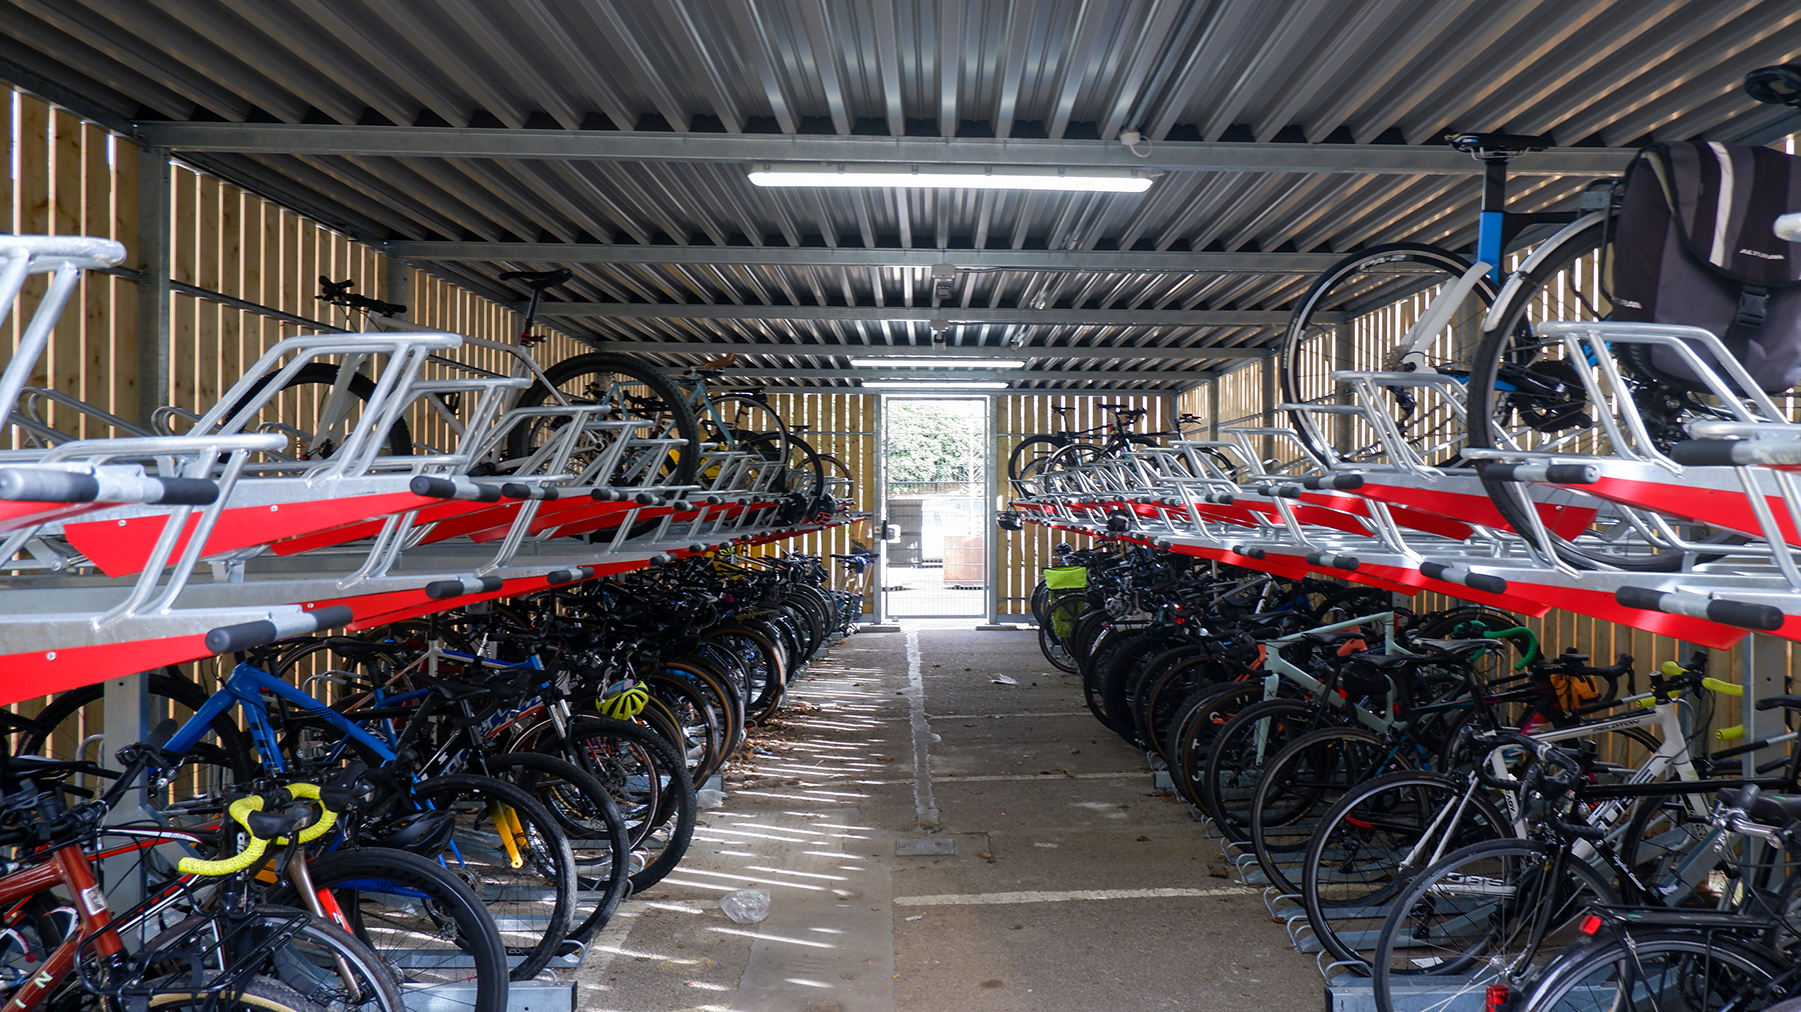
top-left (3, 0), bottom-right (1800, 390)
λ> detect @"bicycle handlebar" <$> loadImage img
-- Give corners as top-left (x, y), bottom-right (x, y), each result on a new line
top-left (317, 276), bottom-right (406, 316)
top-left (176, 782), bottom-right (338, 877)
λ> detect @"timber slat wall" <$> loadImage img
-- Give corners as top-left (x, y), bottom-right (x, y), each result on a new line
top-left (996, 392), bottom-right (1169, 618)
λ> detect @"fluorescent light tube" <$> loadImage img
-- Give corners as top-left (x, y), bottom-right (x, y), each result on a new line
top-left (861, 380), bottom-right (1010, 390)
top-left (749, 166), bottom-right (1153, 193)
top-left (848, 357), bottom-right (1027, 369)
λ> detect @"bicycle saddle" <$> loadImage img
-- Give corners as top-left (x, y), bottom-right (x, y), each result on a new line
top-left (1410, 636), bottom-right (1498, 658)
top-left (1445, 131), bottom-right (1553, 158)
top-left (498, 268), bottom-right (572, 291)
top-left (1746, 63), bottom-right (1801, 107)
top-left (1344, 651), bottom-right (1429, 670)
top-left (318, 636), bottom-right (396, 659)
top-left (1, 755), bottom-right (112, 789)
top-left (1716, 786), bottom-right (1801, 825)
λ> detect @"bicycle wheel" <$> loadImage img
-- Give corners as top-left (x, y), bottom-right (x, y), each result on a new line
top-left (1200, 698), bottom-right (1327, 841)
top-left (1008, 436), bottom-right (1069, 495)
top-left (778, 431), bottom-right (831, 507)
top-left (1279, 244), bottom-right (1496, 466)
top-left (1166, 680), bottom-right (1270, 809)
top-left (480, 752), bottom-right (633, 942)
top-left (698, 625), bottom-right (785, 724)
top-left (221, 362), bottom-right (414, 460)
top-left (1519, 930), bottom-right (1782, 1012)
top-left (406, 775), bottom-right (578, 980)
top-left (1134, 652), bottom-right (1230, 763)
top-left (506, 352), bottom-right (698, 487)
top-left (275, 848), bottom-right (506, 1012)
top-left (139, 908), bottom-right (406, 1012)
top-left (1248, 726), bottom-right (1406, 899)
top-left (1617, 790), bottom-right (1748, 909)
top-left (145, 975), bottom-right (332, 1012)
top-left (1037, 595), bottom-right (1087, 673)
top-left (23, 669), bottom-right (257, 821)
top-left (1371, 838), bottom-right (1618, 1012)
top-left (555, 717), bottom-right (696, 894)
top-left (1465, 215), bottom-right (1709, 572)
top-left (1301, 771), bottom-right (1510, 972)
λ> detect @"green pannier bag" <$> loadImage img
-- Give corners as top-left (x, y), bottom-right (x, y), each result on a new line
top-left (1042, 565), bottom-right (1087, 591)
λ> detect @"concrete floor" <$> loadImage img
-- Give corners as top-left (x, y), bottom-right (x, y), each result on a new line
top-left (576, 622), bottom-right (1323, 1012)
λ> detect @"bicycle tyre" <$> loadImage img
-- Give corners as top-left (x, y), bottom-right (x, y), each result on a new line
top-left (481, 751), bottom-right (634, 942)
top-left (507, 352), bottom-right (699, 488)
top-left (274, 847), bottom-right (506, 1012)
top-left (1371, 837), bottom-right (1618, 1012)
top-left (1199, 698), bottom-right (1325, 841)
top-left (1247, 725), bottom-right (1402, 900)
top-left (140, 908), bottom-right (406, 1012)
top-left (1301, 771), bottom-right (1510, 972)
top-left (556, 717), bottom-right (697, 894)
top-left (1465, 215), bottom-right (1703, 572)
top-left (1279, 243), bottom-right (1495, 465)
top-left (406, 774), bottom-right (578, 980)
top-left (223, 362), bottom-right (414, 460)
top-left (1518, 930), bottom-right (1782, 1012)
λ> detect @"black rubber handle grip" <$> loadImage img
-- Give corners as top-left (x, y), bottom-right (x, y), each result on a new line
top-left (1669, 440), bottom-right (1744, 466)
top-left (203, 604), bottom-right (354, 654)
top-left (1303, 474), bottom-right (1364, 491)
top-left (1232, 545), bottom-right (1266, 559)
top-left (410, 476), bottom-right (458, 499)
top-left (1478, 461), bottom-right (1601, 484)
top-left (1419, 561), bottom-right (1509, 595)
top-left (154, 477), bottom-right (221, 505)
top-left (1705, 599), bottom-right (1787, 631)
top-left (1615, 587), bottom-right (1784, 630)
top-left (424, 576), bottom-right (504, 600)
top-left (205, 621), bottom-right (280, 655)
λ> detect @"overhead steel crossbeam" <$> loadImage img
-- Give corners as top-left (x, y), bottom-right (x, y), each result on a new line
top-left (581, 341), bottom-right (1271, 360)
top-left (386, 243), bottom-right (1345, 273)
top-left (134, 122), bottom-right (1633, 176)
top-left (538, 303), bottom-right (1329, 328)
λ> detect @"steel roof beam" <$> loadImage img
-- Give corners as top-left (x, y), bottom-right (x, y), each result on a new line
top-left (538, 302), bottom-right (1323, 327)
top-left (583, 341), bottom-right (1268, 360)
top-left (133, 122), bottom-right (1633, 176)
top-left (384, 242), bottom-right (1344, 273)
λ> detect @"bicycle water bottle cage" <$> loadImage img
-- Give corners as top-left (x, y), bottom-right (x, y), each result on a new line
top-left (1445, 132), bottom-right (1552, 160)
top-left (1745, 64), bottom-right (1801, 107)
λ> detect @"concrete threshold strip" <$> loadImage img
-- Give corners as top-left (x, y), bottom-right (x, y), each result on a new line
top-left (894, 886), bottom-right (1254, 907)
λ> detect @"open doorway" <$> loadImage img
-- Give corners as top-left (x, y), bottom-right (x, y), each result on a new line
top-left (881, 398), bottom-right (988, 618)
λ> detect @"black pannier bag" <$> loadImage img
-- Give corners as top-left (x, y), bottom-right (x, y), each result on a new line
top-left (1609, 140), bottom-right (1801, 392)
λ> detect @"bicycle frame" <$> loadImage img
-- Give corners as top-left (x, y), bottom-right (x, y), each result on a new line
top-left (167, 664), bottom-right (398, 774)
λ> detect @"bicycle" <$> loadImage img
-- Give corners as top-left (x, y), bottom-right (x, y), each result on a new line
top-left (1514, 783), bottom-right (1801, 1011)
top-left (1008, 404), bottom-right (1214, 495)
top-left (260, 273), bottom-right (704, 488)
top-left (1459, 64), bottom-right (1801, 573)
top-left (1278, 131), bottom-right (1597, 468)
top-left (0, 727), bottom-right (405, 1012)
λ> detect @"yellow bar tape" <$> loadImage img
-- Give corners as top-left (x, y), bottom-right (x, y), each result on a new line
top-left (176, 783), bottom-right (340, 877)
top-left (1716, 724), bottom-right (1746, 740)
